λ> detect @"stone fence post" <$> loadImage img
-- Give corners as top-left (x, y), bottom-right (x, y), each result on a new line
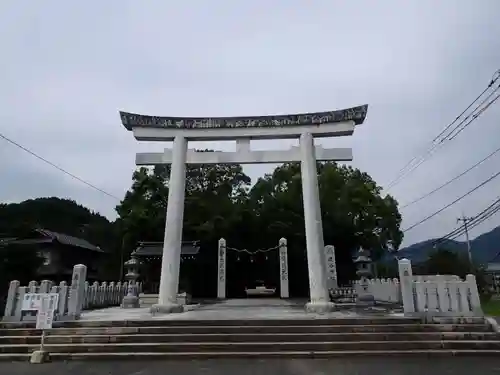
top-left (217, 238), bottom-right (226, 299)
top-left (324, 245), bottom-right (338, 290)
top-left (67, 264), bottom-right (87, 320)
top-left (3, 280), bottom-right (20, 318)
top-left (279, 238), bottom-right (289, 298)
top-left (398, 258), bottom-right (415, 315)
top-left (466, 274), bottom-right (482, 316)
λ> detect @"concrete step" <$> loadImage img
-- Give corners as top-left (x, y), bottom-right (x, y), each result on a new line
top-left (6, 349), bottom-right (500, 361)
top-left (0, 317), bottom-right (422, 329)
top-left (46, 350), bottom-right (500, 360)
top-left (0, 323), bottom-right (491, 337)
top-left (2, 332), bottom-right (499, 345)
top-left (0, 317), bottom-right (493, 361)
top-left (4, 340), bottom-right (500, 354)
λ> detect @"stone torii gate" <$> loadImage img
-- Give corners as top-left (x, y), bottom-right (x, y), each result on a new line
top-left (119, 104), bottom-right (368, 314)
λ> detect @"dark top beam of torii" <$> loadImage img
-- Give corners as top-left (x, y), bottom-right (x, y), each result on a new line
top-left (119, 104), bottom-right (368, 131)
top-left (119, 105), bottom-right (369, 142)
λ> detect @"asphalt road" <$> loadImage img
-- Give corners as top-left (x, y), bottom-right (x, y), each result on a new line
top-left (3, 358), bottom-right (500, 375)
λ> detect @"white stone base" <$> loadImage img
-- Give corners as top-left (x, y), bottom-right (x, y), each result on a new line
top-left (305, 301), bottom-right (336, 313)
top-left (356, 294), bottom-right (375, 307)
top-left (121, 295), bottom-right (140, 309)
top-left (150, 303), bottom-right (184, 315)
top-left (140, 293), bottom-right (191, 307)
top-left (30, 350), bottom-right (50, 364)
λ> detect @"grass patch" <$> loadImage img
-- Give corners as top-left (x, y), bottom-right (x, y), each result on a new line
top-left (482, 298), bottom-right (500, 316)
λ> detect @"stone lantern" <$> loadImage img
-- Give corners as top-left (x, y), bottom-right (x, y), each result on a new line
top-left (121, 256), bottom-right (140, 308)
top-left (354, 247), bottom-right (375, 306)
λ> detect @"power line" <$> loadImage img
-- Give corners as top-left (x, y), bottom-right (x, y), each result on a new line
top-left (0, 132), bottom-right (121, 201)
top-left (403, 169), bottom-right (500, 233)
top-left (387, 84), bottom-right (500, 191)
top-left (432, 197), bottom-right (500, 246)
top-left (466, 205), bottom-right (500, 232)
top-left (401, 145), bottom-right (500, 209)
top-left (385, 69), bottom-right (500, 191)
top-left (387, 84), bottom-right (490, 188)
top-left (446, 91), bottom-right (500, 141)
top-left (431, 69), bottom-right (499, 143)
top-left (398, 196), bottom-right (500, 255)
top-left (447, 200), bottom-right (500, 241)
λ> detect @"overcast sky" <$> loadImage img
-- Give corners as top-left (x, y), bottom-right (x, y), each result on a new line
top-left (1, 1), bottom-right (499, 247)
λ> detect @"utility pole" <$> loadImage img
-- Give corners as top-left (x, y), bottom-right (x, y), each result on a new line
top-left (457, 214), bottom-right (474, 264)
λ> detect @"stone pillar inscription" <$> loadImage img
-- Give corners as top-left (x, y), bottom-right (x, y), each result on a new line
top-left (217, 238), bottom-right (226, 299)
top-left (279, 238), bottom-right (289, 298)
top-left (68, 264), bottom-right (87, 320)
top-left (398, 258), bottom-right (415, 315)
top-left (324, 245), bottom-right (338, 290)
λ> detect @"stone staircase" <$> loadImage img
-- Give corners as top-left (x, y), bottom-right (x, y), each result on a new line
top-left (1, 317), bottom-right (499, 361)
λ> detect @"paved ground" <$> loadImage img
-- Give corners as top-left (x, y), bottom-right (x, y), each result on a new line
top-left (81, 298), bottom-right (403, 321)
top-left (2, 358), bottom-right (500, 375)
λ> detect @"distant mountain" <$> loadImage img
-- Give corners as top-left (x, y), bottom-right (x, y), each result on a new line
top-left (470, 226), bottom-right (500, 263)
top-left (396, 225), bottom-right (500, 265)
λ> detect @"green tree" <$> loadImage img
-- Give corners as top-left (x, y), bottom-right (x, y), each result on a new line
top-left (247, 162), bottom-right (402, 285)
top-left (115, 160), bottom-right (252, 296)
top-left (419, 248), bottom-right (488, 294)
top-left (0, 240), bottom-right (43, 315)
top-left (0, 197), bottom-right (115, 250)
top-left (0, 197), bottom-right (117, 279)
top-left (116, 160), bottom-right (251, 249)
top-left (116, 160), bottom-right (402, 295)
top-left (422, 249), bottom-right (471, 276)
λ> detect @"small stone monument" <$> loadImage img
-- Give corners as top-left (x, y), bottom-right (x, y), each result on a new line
top-left (121, 256), bottom-right (140, 308)
top-left (354, 247), bottom-right (375, 306)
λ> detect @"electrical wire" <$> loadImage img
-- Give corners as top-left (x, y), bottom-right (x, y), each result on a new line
top-left (446, 91), bottom-right (500, 141)
top-left (452, 209), bottom-right (500, 243)
top-left (445, 201), bottom-right (500, 241)
top-left (386, 83), bottom-right (492, 189)
top-left (385, 69), bottom-right (500, 191)
top-left (432, 197), bottom-right (500, 247)
top-left (403, 169), bottom-right (500, 233)
top-left (401, 145), bottom-right (500, 209)
top-left (387, 85), bottom-right (500, 191)
top-left (0, 132), bottom-right (121, 201)
top-left (399, 196), bottom-right (500, 254)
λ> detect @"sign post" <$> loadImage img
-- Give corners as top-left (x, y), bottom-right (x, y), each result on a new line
top-left (29, 293), bottom-right (58, 364)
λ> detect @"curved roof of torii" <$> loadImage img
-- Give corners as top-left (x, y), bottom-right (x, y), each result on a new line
top-left (119, 104), bottom-right (368, 131)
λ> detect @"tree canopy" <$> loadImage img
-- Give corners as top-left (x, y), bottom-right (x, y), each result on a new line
top-left (0, 161), bottom-right (402, 298)
top-left (116, 160), bottom-right (402, 294)
top-left (0, 197), bottom-right (119, 278)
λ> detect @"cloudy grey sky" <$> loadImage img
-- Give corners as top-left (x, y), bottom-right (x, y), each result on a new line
top-left (1, 0), bottom-right (499, 247)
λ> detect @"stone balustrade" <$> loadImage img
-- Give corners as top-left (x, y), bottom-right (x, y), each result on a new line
top-left (330, 286), bottom-right (357, 302)
top-left (330, 279), bottom-right (401, 304)
top-left (82, 281), bottom-right (143, 310)
top-left (354, 278), bottom-right (401, 303)
top-left (3, 279), bottom-right (73, 322)
top-left (412, 275), bottom-right (460, 282)
top-left (330, 270), bottom-right (480, 317)
top-left (2, 264), bottom-right (144, 322)
top-left (412, 274), bottom-right (482, 316)
top-left (398, 258), bottom-right (483, 317)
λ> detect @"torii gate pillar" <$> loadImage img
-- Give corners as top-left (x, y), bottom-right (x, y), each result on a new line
top-left (151, 135), bottom-right (187, 314)
top-left (300, 132), bottom-right (333, 312)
